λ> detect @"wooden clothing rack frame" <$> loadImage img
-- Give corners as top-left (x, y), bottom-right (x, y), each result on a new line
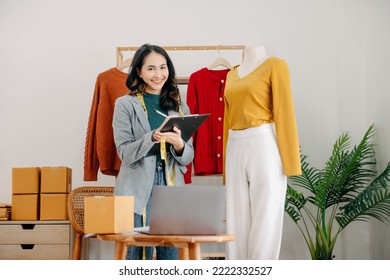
top-left (116, 45), bottom-right (246, 84)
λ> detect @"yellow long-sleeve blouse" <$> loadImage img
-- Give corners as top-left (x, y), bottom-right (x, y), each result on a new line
top-left (223, 57), bottom-right (302, 180)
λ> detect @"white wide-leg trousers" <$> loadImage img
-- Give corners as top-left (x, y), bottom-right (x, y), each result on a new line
top-left (225, 124), bottom-right (287, 260)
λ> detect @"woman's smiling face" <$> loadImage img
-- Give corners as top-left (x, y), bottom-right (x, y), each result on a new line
top-left (137, 51), bottom-right (169, 94)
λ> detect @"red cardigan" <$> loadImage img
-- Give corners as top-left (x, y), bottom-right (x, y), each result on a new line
top-left (186, 68), bottom-right (230, 175)
top-left (84, 68), bottom-right (128, 181)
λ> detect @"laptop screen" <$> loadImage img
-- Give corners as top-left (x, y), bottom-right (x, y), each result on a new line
top-left (147, 185), bottom-right (226, 235)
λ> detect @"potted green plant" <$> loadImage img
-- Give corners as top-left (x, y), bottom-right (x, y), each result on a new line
top-left (285, 124), bottom-right (390, 259)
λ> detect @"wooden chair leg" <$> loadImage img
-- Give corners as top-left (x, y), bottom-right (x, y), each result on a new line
top-left (178, 247), bottom-right (189, 260)
top-left (188, 243), bottom-right (201, 260)
top-left (73, 233), bottom-right (82, 260)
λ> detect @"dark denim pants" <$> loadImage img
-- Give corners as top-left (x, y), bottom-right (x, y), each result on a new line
top-left (126, 162), bottom-right (178, 260)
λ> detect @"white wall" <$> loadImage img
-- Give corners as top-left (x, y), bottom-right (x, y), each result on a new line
top-left (1, 0), bottom-right (389, 260)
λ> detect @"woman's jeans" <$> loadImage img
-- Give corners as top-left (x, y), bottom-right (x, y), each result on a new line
top-left (126, 161), bottom-right (178, 260)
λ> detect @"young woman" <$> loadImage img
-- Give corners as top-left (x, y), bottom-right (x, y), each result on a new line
top-left (113, 44), bottom-right (194, 260)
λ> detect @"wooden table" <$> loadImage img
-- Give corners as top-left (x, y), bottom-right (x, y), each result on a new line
top-left (96, 232), bottom-right (234, 260)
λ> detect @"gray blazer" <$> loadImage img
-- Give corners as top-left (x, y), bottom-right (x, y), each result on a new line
top-left (112, 94), bottom-right (194, 215)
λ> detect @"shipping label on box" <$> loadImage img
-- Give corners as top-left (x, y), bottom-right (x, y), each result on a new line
top-left (84, 196), bottom-right (134, 234)
top-left (12, 167), bottom-right (40, 194)
top-left (40, 166), bottom-right (72, 193)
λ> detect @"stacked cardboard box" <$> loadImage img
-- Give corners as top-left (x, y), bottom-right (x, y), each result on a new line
top-left (11, 167), bottom-right (40, 220)
top-left (11, 166), bottom-right (72, 220)
top-left (40, 167), bottom-right (72, 220)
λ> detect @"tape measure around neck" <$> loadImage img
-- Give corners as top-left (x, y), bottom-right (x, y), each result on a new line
top-left (136, 92), bottom-right (182, 187)
top-left (160, 136), bottom-right (176, 186)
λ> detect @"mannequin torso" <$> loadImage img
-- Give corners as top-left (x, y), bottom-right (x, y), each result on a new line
top-left (237, 45), bottom-right (269, 78)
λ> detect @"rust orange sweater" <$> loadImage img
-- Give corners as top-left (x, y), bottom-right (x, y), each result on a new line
top-left (84, 68), bottom-right (128, 181)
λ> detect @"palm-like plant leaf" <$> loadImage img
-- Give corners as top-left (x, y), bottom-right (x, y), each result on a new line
top-left (315, 132), bottom-right (351, 209)
top-left (288, 155), bottom-right (322, 194)
top-left (285, 186), bottom-right (307, 222)
top-left (284, 124), bottom-right (390, 259)
top-left (336, 162), bottom-right (390, 228)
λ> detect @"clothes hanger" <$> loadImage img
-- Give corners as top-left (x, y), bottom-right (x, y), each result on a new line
top-left (207, 46), bottom-right (232, 70)
top-left (117, 57), bottom-right (132, 70)
top-left (117, 48), bottom-right (133, 71)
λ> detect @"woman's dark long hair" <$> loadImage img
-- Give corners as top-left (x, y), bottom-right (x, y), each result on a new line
top-left (126, 44), bottom-right (181, 111)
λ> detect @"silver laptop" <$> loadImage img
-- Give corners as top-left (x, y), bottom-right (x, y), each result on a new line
top-left (142, 185), bottom-right (226, 235)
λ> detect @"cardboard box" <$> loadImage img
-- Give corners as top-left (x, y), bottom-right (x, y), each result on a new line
top-left (0, 203), bottom-right (12, 221)
top-left (40, 194), bottom-right (68, 220)
top-left (11, 194), bottom-right (39, 220)
top-left (12, 167), bottom-right (40, 194)
top-left (84, 196), bottom-right (134, 234)
top-left (40, 166), bottom-right (72, 193)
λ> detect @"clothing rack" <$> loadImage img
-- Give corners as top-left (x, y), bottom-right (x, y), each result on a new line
top-left (116, 45), bottom-right (246, 84)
